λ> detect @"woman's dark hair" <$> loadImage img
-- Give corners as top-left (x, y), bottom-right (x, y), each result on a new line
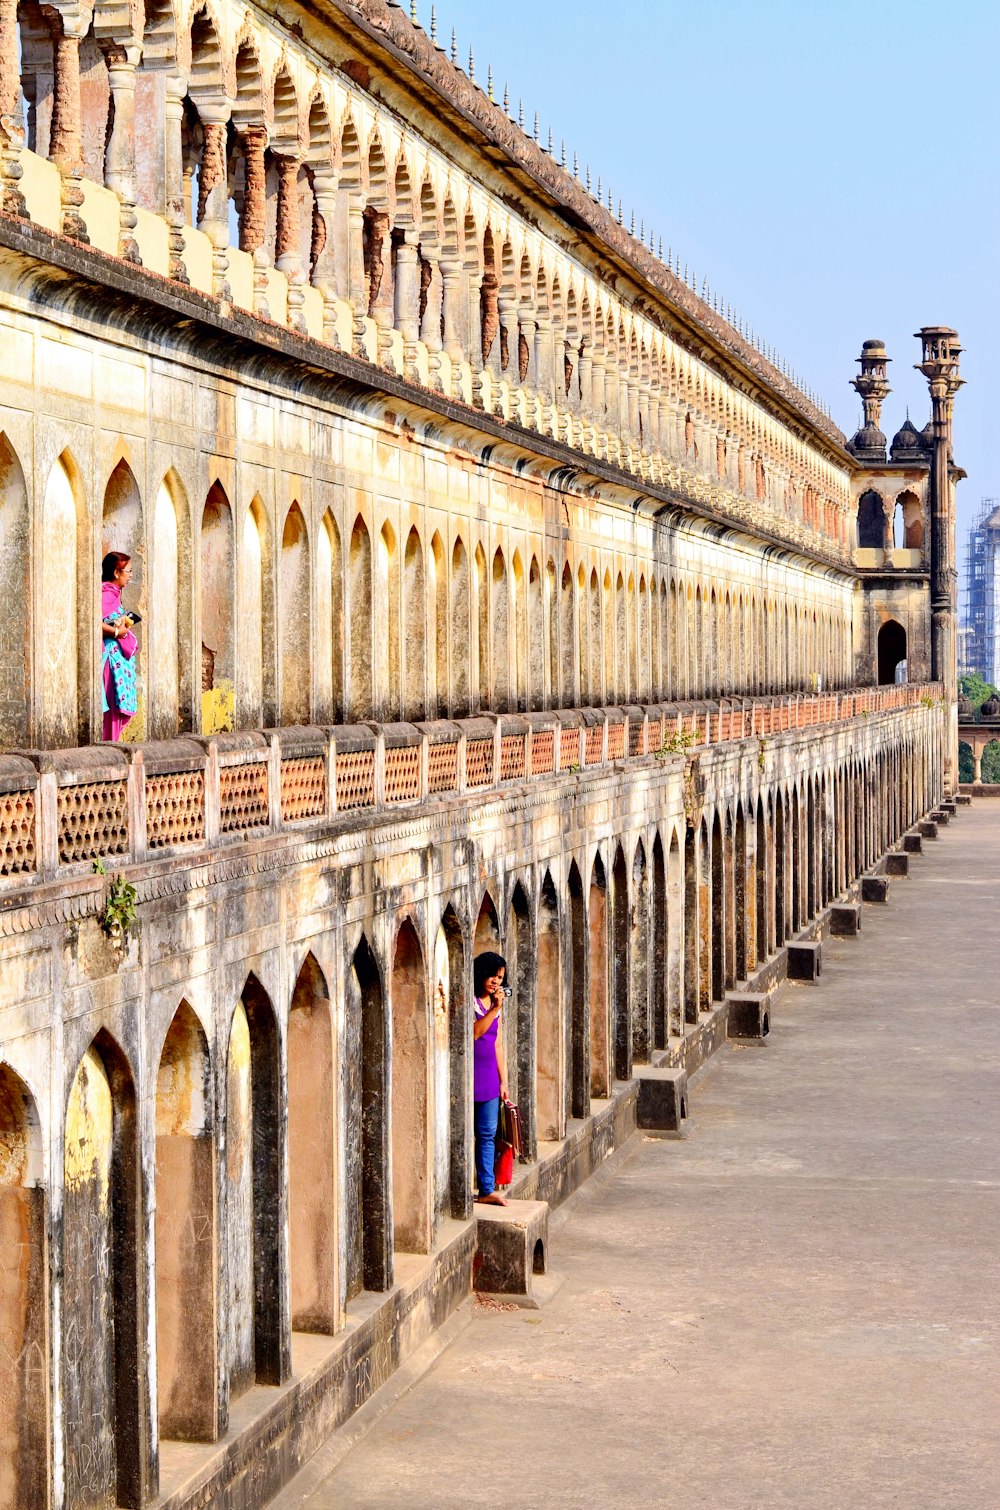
top-left (473, 951), bottom-right (508, 997)
top-left (102, 551), bottom-right (131, 582)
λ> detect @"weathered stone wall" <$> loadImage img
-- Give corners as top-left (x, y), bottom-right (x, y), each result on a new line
top-left (0, 693), bottom-right (944, 1507)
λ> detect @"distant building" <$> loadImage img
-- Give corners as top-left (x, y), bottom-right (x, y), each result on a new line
top-left (962, 500), bottom-right (1000, 684)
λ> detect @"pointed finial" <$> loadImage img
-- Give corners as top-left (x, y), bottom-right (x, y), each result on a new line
top-left (586, 164), bottom-right (592, 192)
top-left (468, 46), bottom-right (475, 81)
top-left (596, 174), bottom-right (601, 199)
top-left (658, 237), bottom-right (663, 259)
top-left (561, 140), bottom-right (567, 168)
top-left (487, 65), bottom-right (494, 100)
top-left (701, 277), bottom-right (708, 299)
top-left (431, 6), bottom-right (437, 42)
top-left (533, 111), bottom-right (539, 141)
top-left (639, 218), bottom-right (644, 240)
top-left (630, 210), bottom-right (635, 235)
top-left (547, 126), bottom-right (554, 154)
top-left (573, 151), bottom-right (579, 178)
top-left (607, 187), bottom-right (613, 211)
top-left (518, 99), bottom-right (524, 129)
top-left (450, 27), bottom-right (457, 64)
top-left (617, 199), bottom-right (623, 224)
top-left (503, 82), bottom-right (509, 113)
top-left (410, 0), bottom-right (418, 22)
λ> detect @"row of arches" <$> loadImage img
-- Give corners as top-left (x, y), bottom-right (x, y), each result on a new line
top-left (7, 1), bottom-right (851, 543)
top-left (0, 714), bottom-right (943, 1503)
top-left (0, 431), bottom-right (856, 750)
top-left (857, 489), bottom-right (924, 552)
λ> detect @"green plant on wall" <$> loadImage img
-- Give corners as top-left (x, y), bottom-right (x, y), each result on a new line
top-left (92, 858), bottom-right (138, 945)
top-left (657, 728), bottom-right (694, 758)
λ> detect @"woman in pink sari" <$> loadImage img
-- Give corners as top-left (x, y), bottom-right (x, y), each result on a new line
top-left (101, 552), bottom-right (138, 742)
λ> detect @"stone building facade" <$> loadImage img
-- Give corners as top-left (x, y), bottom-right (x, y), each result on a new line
top-left (0, 1), bottom-right (961, 1507)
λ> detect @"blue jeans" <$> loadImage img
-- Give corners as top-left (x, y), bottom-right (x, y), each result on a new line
top-left (474, 1097), bottom-right (500, 1196)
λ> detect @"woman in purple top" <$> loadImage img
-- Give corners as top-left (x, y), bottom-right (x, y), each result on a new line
top-left (472, 950), bottom-right (509, 1206)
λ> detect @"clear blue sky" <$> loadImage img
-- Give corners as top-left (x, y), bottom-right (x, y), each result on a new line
top-left (436, 0), bottom-right (998, 588)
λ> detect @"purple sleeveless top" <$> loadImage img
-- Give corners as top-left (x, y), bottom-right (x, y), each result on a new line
top-left (473, 999), bottom-right (501, 1102)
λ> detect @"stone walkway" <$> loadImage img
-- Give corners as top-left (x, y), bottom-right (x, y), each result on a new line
top-left (276, 806), bottom-right (1000, 1510)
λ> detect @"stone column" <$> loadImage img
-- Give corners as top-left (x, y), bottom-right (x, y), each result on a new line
top-left (420, 246), bottom-right (443, 350)
top-left (105, 47), bottom-right (140, 262)
top-left (239, 125), bottom-right (267, 255)
top-left (973, 744), bottom-right (982, 785)
top-left (0, 0), bottom-right (26, 216)
top-left (274, 153), bottom-right (301, 275)
top-left (394, 229), bottom-right (420, 376)
top-left (590, 351), bottom-right (607, 457)
top-left (195, 106), bottom-right (231, 297)
top-left (497, 294), bottom-right (516, 377)
top-left (164, 74), bottom-right (188, 281)
top-left (346, 196), bottom-right (367, 352)
top-left (49, 23), bottom-right (88, 241)
top-left (480, 262), bottom-right (499, 369)
top-left (311, 173), bottom-right (340, 347)
top-left (440, 259), bottom-right (463, 362)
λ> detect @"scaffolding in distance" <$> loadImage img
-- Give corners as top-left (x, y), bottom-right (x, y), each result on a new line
top-left (962, 497), bottom-right (1000, 683)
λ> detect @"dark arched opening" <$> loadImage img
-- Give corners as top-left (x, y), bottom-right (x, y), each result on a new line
top-left (877, 619), bottom-right (907, 685)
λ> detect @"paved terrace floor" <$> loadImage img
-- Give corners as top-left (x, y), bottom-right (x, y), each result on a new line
top-left (275, 805), bottom-right (1000, 1510)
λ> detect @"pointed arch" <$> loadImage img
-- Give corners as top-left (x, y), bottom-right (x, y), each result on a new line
top-left (435, 904), bottom-right (470, 1220)
top-left (200, 481), bottom-right (235, 733)
top-left (316, 508), bottom-right (343, 723)
top-left (450, 535), bottom-right (470, 716)
top-left (430, 531), bottom-right (447, 716)
top-left (0, 435), bottom-right (30, 747)
top-left (155, 1002), bottom-right (217, 1441)
top-left (391, 919), bottom-right (431, 1252)
top-left (0, 1063), bottom-right (46, 1507)
top-left (403, 526), bottom-right (425, 720)
top-left (288, 954), bottom-right (337, 1332)
top-left (280, 502), bottom-right (311, 724)
top-left (348, 514), bottom-right (373, 719)
top-left (491, 546), bottom-right (509, 709)
top-left (150, 469), bottom-right (193, 738)
top-left (39, 450), bottom-right (87, 746)
top-left (345, 935), bottom-right (389, 1295)
top-left (588, 854), bottom-right (610, 1096)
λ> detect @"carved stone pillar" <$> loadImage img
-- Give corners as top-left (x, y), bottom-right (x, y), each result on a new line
top-left (517, 312), bottom-right (536, 386)
top-left (274, 153), bottom-right (301, 276)
top-left (164, 75), bottom-right (188, 282)
top-left (394, 229), bottom-right (420, 377)
top-left (196, 107), bottom-right (231, 297)
top-left (239, 126), bottom-right (267, 255)
top-left (49, 27), bottom-right (81, 167)
top-left (367, 210), bottom-right (393, 329)
top-left (497, 294), bottom-right (516, 376)
top-left (591, 351), bottom-right (607, 456)
top-left (480, 262), bottom-right (499, 369)
top-left (578, 341), bottom-right (593, 413)
top-left (311, 174), bottom-right (340, 347)
top-left (440, 260), bottom-right (463, 362)
top-left (346, 197), bottom-right (367, 352)
top-left (420, 247), bottom-right (442, 350)
top-left (0, 0), bottom-right (26, 216)
top-left (105, 48), bottom-right (140, 262)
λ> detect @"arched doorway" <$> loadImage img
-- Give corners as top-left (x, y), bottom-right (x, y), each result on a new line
top-left (391, 920), bottom-right (431, 1254)
top-left (288, 955), bottom-right (337, 1333)
top-left (0, 1064), bottom-right (46, 1508)
top-left (877, 620), bottom-right (907, 685)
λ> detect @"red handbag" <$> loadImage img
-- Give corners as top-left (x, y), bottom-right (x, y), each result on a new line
top-left (494, 1142), bottom-right (514, 1186)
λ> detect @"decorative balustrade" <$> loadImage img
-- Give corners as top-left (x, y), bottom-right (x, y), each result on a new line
top-left (0, 686), bottom-right (940, 884)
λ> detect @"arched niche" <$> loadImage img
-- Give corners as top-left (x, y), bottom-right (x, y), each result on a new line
top-left (344, 936), bottom-right (389, 1296)
top-left (403, 528), bottom-right (425, 721)
top-left (0, 1063), bottom-right (47, 1509)
top-left (857, 490), bottom-right (885, 550)
top-left (629, 840), bottom-right (649, 1065)
top-left (225, 976), bottom-right (286, 1399)
top-left (588, 855), bottom-right (610, 1096)
top-left (200, 483), bottom-right (235, 733)
top-left (63, 1033), bottom-right (147, 1508)
top-left (279, 503), bottom-right (311, 725)
top-left (288, 954), bottom-right (337, 1333)
top-left (450, 536), bottom-right (470, 718)
top-left (567, 860), bottom-right (589, 1120)
top-left (316, 509), bottom-right (343, 724)
top-left (348, 516), bottom-right (373, 720)
top-left (391, 920), bottom-right (431, 1253)
top-left (0, 435), bottom-right (30, 748)
top-left (536, 872), bottom-right (563, 1143)
top-left (433, 906), bottom-right (469, 1221)
top-left (39, 451), bottom-right (88, 748)
top-left (150, 470), bottom-right (193, 739)
top-left (155, 1003), bottom-right (218, 1441)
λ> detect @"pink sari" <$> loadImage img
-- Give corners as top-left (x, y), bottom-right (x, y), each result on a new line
top-left (101, 582), bottom-right (138, 742)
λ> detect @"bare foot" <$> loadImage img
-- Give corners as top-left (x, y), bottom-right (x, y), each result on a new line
top-left (476, 1192), bottom-right (509, 1206)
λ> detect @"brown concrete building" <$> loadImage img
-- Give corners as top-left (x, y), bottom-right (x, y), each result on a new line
top-left (0, 2), bottom-right (963, 1506)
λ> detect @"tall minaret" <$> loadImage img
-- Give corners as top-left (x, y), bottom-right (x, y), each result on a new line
top-left (848, 340), bottom-right (892, 461)
top-left (915, 327), bottom-right (964, 792)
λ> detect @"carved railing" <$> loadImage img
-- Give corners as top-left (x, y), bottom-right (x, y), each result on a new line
top-left (0, 685), bottom-right (941, 885)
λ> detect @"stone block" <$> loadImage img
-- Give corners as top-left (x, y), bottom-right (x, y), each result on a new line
top-left (787, 940), bottom-right (822, 981)
top-left (634, 1066), bottom-right (689, 1131)
top-left (931, 809), bottom-right (950, 825)
top-left (902, 833), bottom-right (923, 853)
top-left (862, 875), bottom-right (890, 903)
top-left (829, 903), bottom-right (861, 937)
top-left (955, 793), bottom-right (973, 806)
top-left (884, 852), bottom-right (909, 877)
top-left (941, 799), bottom-right (957, 815)
top-left (474, 1200), bottom-right (549, 1298)
top-left (727, 993), bottom-right (772, 1040)
top-left (919, 820), bottom-right (939, 839)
